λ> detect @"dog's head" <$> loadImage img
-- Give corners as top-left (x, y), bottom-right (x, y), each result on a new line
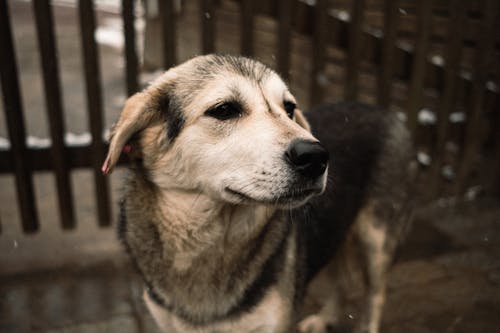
top-left (103, 55), bottom-right (328, 208)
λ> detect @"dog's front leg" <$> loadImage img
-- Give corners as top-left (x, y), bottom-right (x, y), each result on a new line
top-left (354, 205), bottom-right (392, 333)
top-left (297, 295), bottom-right (340, 333)
top-left (297, 260), bottom-right (344, 333)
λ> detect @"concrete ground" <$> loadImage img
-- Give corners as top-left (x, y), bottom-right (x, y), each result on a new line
top-left (1, 1), bottom-right (500, 332)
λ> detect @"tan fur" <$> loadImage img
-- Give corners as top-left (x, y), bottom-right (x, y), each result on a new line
top-left (105, 55), bottom-right (329, 333)
top-left (105, 55), bottom-right (409, 333)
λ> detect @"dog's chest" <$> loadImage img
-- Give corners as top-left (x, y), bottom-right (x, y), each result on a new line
top-left (145, 286), bottom-right (293, 333)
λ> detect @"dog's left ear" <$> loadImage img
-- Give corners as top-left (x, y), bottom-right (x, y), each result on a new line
top-left (102, 91), bottom-right (157, 174)
top-left (294, 109), bottom-right (311, 132)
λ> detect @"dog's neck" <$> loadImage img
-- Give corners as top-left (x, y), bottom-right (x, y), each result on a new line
top-left (152, 188), bottom-right (277, 271)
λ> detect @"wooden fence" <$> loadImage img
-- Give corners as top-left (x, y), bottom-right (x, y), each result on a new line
top-left (0, 0), bottom-right (499, 234)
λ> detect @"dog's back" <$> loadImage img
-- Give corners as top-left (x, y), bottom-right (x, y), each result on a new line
top-left (295, 102), bottom-right (414, 332)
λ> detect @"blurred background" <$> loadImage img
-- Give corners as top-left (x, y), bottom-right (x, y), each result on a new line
top-left (0, 0), bottom-right (499, 332)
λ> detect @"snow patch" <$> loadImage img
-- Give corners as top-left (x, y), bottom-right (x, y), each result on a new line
top-left (316, 73), bottom-right (329, 87)
top-left (335, 10), bottom-right (350, 22)
top-left (417, 151), bottom-right (432, 166)
top-left (95, 26), bottom-right (124, 49)
top-left (301, 0), bottom-right (316, 6)
top-left (27, 136), bottom-right (52, 148)
top-left (486, 81), bottom-right (498, 92)
top-left (441, 165), bottom-right (455, 180)
top-left (396, 112), bottom-right (407, 122)
top-left (65, 132), bottom-right (92, 146)
top-left (418, 108), bottom-right (437, 125)
top-left (398, 41), bottom-right (413, 52)
top-left (449, 112), bottom-right (466, 123)
top-left (0, 137), bottom-right (10, 149)
top-left (430, 55), bottom-right (444, 66)
top-left (465, 185), bottom-right (482, 201)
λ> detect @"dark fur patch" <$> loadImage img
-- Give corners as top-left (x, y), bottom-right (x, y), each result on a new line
top-left (224, 216), bottom-right (291, 318)
top-left (293, 102), bottom-right (411, 281)
top-left (153, 91), bottom-right (185, 142)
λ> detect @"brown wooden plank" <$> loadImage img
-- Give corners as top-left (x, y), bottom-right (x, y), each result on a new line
top-left (159, 0), bottom-right (176, 69)
top-left (345, 0), bottom-right (366, 101)
top-left (122, 0), bottom-right (139, 96)
top-left (250, 1), bottom-right (499, 108)
top-left (240, 0), bottom-right (254, 56)
top-left (309, 0), bottom-right (328, 105)
top-left (493, 94), bottom-right (500, 195)
top-left (377, 0), bottom-right (399, 108)
top-left (0, 146), bottom-right (114, 173)
top-left (406, 0), bottom-right (433, 133)
top-left (277, 0), bottom-right (292, 81)
top-left (33, 0), bottom-right (76, 229)
top-left (454, 0), bottom-right (499, 195)
top-left (78, 0), bottom-right (111, 226)
top-left (201, 0), bottom-right (216, 54)
top-left (427, 0), bottom-right (466, 197)
top-left (0, 145), bottom-right (128, 173)
top-left (0, 0), bottom-right (39, 233)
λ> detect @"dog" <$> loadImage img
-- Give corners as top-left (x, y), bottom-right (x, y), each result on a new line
top-left (102, 54), bottom-right (413, 333)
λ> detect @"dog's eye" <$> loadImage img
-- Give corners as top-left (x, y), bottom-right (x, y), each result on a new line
top-left (205, 102), bottom-right (242, 121)
top-left (284, 101), bottom-right (296, 118)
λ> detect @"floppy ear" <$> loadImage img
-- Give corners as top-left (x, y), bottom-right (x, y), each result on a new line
top-left (102, 92), bottom-right (157, 174)
top-left (294, 109), bottom-right (311, 132)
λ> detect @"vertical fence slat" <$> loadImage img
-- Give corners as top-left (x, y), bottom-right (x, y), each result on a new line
top-left (310, 0), bottom-right (327, 105)
top-left (159, 0), bottom-right (176, 69)
top-left (493, 93), bottom-right (500, 195)
top-left (406, 0), bottom-right (432, 134)
top-left (454, 0), bottom-right (499, 195)
top-left (345, 0), bottom-right (366, 101)
top-left (122, 0), bottom-right (139, 96)
top-left (277, 0), bottom-right (292, 81)
top-left (377, 0), bottom-right (398, 108)
top-left (78, 0), bottom-right (111, 226)
top-left (201, 0), bottom-right (216, 54)
top-left (33, 0), bottom-right (76, 229)
top-left (428, 0), bottom-right (466, 196)
top-left (0, 0), bottom-right (40, 233)
top-left (0, 0), bottom-right (39, 233)
top-left (240, 0), bottom-right (254, 57)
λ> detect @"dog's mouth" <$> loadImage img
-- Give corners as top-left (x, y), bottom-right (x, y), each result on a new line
top-left (224, 187), bottom-right (321, 206)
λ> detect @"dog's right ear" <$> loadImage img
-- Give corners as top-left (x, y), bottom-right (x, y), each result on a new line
top-left (102, 91), bottom-right (156, 174)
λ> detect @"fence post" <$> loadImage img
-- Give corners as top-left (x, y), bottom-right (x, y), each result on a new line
top-left (0, 0), bottom-right (39, 233)
top-left (277, 0), bottom-right (292, 81)
top-left (159, 0), bottom-right (176, 69)
top-left (78, 0), bottom-right (111, 226)
top-left (406, 0), bottom-right (432, 134)
top-left (201, 0), bottom-right (216, 54)
top-left (427, 0), bottom-right (466, 197)
top-left (345, 0), bottom-right (366, 101)
top-left (310, 0), bottom-right (327, 105)
top-left (33, 0), bottom-right (76, 229)
top-left (377, 0), bottom-right (398, 108)
top-left (240, 0), bottom-right (254, 57)
top-left (122, 0), bottom-right (139, 96)
top-left (454, 0), bottom-right (499, 195)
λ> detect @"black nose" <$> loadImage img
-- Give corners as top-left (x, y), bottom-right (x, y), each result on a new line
top-left (285, 140), bottom-right (329, 179)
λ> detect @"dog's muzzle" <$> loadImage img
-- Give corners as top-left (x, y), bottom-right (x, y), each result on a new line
top-left (285, 139), bottom-right (329, 179)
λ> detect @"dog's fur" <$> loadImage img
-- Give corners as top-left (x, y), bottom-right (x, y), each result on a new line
top-left (103, 55), bottom-right (413, 333)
